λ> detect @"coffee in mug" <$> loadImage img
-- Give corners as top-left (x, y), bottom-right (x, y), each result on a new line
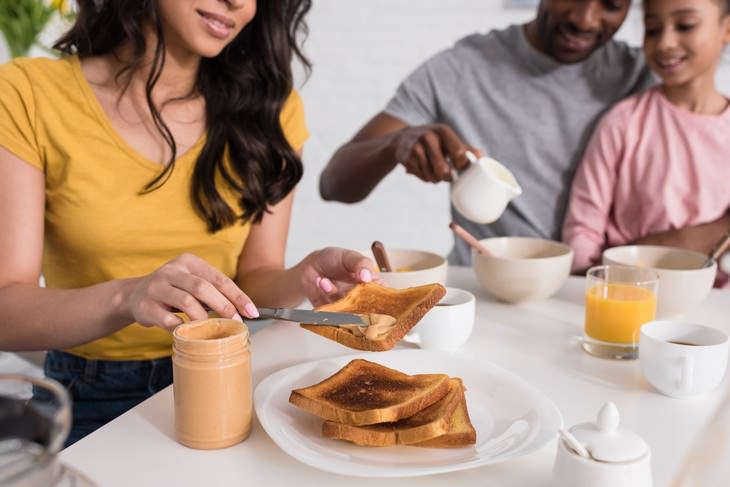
top-left (639, 320), bottom-right (729, 398)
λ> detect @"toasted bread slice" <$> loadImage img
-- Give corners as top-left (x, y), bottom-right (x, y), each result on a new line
top-left (412, 391), bottom-right (477, 448)
top-left (289, 359), bottom-right (450, 426)
top-left (321, 378), bottom-right (464, 446)
top-left (300, 282), bottom-right (446, 351)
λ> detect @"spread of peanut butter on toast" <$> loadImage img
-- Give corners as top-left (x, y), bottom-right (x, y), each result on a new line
top-left (300, 282), bottom-right (446, 351)
top-left (340, 313), bottom-right (397, 340)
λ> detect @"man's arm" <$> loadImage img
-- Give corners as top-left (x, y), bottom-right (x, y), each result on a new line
top-left (319, 113), bottom-right (405, 203)
top-left (319, 112), bottom-right (476, 203)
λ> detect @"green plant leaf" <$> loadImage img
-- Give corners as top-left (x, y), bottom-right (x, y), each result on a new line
top-left (0, 0), bottom-right (62, 57)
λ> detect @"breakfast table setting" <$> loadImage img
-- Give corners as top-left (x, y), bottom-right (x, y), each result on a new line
top-left (4, 151), bottom-right (729, 486)
top-left (55, 258), bottom-right (730, 487)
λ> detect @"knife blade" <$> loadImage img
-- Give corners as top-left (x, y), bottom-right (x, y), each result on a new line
top-left (255, 308), bottom-right (366, 326)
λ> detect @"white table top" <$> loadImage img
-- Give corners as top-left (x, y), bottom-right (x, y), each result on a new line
top-left (59, 267), bottom-right (730, 487)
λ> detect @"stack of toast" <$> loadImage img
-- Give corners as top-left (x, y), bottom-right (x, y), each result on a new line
top-left (289, 358), bottom-right (476, 448)
top-left (300, 282), bottom-right (446, 351)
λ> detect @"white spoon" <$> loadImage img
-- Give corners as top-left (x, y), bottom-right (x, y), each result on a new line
top-left (559, 428), bottom-right (592, 459)
top-left (704, 231), bottom-right (730, 268)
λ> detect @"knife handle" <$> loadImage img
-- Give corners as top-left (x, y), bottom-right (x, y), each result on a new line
top-left (371, 240), bottom-right (393, 272)
top-left (252, 308), bottom-right (281, 321)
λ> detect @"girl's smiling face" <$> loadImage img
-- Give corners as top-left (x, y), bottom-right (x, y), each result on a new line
top-left (643, 0), bottom-right (730, 86)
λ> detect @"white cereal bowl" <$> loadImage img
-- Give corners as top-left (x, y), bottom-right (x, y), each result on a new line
top-left (472, 237), bottom-right (573, 303)
top-left (602, 245), bottom-right (717, 319)
top-left (361, 248), bottom-right (448, 289)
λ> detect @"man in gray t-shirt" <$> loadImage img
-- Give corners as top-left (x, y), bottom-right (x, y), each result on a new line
top-left (319, 1), bottom-right (655, 264)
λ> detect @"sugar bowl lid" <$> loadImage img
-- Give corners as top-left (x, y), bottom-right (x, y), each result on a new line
top-left (568, 402), bottom-right (649, 463)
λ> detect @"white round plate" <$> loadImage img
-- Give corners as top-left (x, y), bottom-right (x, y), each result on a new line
top-left (254, 349), bottom-right (562, 478)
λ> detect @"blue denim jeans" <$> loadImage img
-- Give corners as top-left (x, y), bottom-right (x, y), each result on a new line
top-left (40, 351), bottom-right (172, 447)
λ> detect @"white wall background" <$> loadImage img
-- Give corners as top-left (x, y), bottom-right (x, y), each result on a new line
top-left (1, 1), bottom-right (729, 267)
top-left (288, 1), bottom-right (537, 265)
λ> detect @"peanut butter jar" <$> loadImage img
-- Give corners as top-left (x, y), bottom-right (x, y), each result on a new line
top-left (172, 318), bottom-right (251, 449)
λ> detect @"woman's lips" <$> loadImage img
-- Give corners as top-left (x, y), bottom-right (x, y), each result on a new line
top-left (197, 10), bottom-right (235, 39)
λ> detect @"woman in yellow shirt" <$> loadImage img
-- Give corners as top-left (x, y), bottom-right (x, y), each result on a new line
top-left (0, 0), bottom-right (373, 445)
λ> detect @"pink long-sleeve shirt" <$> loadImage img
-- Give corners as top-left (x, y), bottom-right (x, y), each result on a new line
top-left (563, 87), bottom-right (730, 272)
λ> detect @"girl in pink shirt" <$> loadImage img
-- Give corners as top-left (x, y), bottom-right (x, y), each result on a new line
top-left (563, 0), bottom-right (730, 282)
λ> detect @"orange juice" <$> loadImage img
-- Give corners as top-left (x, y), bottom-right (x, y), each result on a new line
top-left (585, 284), bottom-right (657, 344)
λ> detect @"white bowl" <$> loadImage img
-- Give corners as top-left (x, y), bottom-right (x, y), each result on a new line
top-left (472, 237), bottom-right (573, 303)
top-left (361, 248), bottom-right (448, 288)
top-left (602, 245), bottom-right (717, 319)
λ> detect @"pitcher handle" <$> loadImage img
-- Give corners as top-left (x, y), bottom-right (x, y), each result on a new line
top-left (450, 150), bottom-right (478, 179)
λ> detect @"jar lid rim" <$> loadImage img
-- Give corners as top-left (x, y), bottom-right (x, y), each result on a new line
top-left (173, 318), bottom-right (250, 343)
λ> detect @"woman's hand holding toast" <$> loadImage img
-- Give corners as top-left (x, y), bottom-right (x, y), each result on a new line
top-left (297, 247), bottom-right (374, 306)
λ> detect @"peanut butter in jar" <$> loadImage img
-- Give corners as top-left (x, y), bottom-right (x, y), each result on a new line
top-left (172, 318), bottom-right (251, 450)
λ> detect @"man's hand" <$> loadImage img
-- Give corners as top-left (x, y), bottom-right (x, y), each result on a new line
top-left (320, 112), bottom-right (482, 203)
top-left (392, 124), bottom-right (480, 183)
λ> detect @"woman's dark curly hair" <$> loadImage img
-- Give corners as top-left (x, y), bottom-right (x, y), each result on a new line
top-left (54, 0), bottom-right (311, 232)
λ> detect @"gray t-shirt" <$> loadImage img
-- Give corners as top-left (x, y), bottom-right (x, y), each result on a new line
top-left (385, 25), bottom-right (654, 264)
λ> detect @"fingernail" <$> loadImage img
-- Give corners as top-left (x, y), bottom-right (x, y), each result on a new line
top-left (319, 278), bottom-right (334, 293)
top-left (359, 268), bottom-right (372, 282)
top-left (232, 313), bottom-right (243, 322)
top-left (244, 303), bottom-right (259, 318)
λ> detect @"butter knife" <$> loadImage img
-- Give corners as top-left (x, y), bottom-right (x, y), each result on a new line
top-left (254, 308), bottom-right (366, 326)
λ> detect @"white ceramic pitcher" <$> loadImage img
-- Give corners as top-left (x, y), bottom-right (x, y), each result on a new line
top-left (451, 152), bottom-right (522, 224)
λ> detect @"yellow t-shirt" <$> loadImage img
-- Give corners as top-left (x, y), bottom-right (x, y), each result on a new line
top-left (0, 56), bottom-right (308, 360)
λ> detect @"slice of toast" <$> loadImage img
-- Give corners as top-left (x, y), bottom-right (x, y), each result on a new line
top-left (411, 390), bottom-right (477, 448)
top-left (321, 378), bottom-right (464, 446)
top-left (300, 282), bottom-right (446, 351)
top-left (289, 358), bottom-right (450, 426)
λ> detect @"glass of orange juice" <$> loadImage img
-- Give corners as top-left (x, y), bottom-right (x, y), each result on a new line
top-left (583, 265), bottom-right (659, 360)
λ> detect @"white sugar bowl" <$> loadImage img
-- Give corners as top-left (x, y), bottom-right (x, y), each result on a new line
top-left (553, 402), bottom-right (652, 487)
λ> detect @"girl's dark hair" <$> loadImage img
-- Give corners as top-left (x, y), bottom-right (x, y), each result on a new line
top-left (54, 0), bottom-right (311, 232)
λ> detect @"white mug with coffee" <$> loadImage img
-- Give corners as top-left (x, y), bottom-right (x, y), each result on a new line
top-left (451, 153), bottom-right (522, 224)
top-left (403, 287), bottom-right (475, 350)
top-left (639, 321), bottom-right (729, 398)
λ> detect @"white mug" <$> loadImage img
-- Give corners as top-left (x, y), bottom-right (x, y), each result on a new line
top-left (451, 155), bottom-right (522, 224)
top-left (639, 321), bottom-right (729, 398)
top-left (403, 287), bottom-right (475, 350)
